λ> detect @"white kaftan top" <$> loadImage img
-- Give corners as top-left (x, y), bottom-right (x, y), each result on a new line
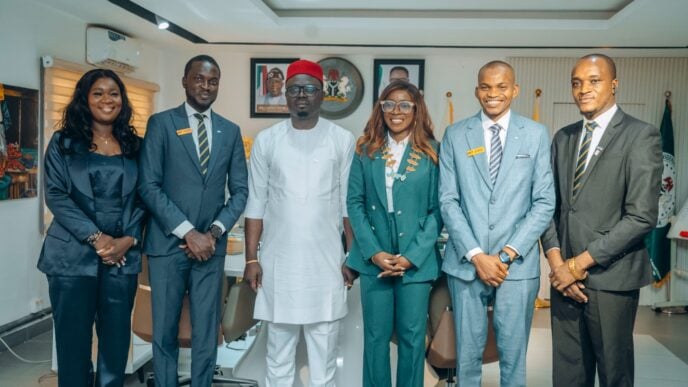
top-left (245, 118), bottom-right (355, 324)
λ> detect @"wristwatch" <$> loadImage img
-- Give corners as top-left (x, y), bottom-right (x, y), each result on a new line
top-left (209, 224), bottom-right (224, 240)
top-left (498, 250), bottom-right (512, 265)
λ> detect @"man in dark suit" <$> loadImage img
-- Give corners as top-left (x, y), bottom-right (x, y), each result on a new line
top-left (541, 54), bottom-right (662, 387)
top-left (138, 55), bottom-right (248, 386)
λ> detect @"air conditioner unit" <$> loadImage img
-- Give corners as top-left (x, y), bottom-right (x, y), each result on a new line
top-left (86, 27), bottom-right (140, 73)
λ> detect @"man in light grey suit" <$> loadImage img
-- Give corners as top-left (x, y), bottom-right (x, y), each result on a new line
top-left (138, 55), bottom-right (248, 386)
top-left (439, 61), bottom-right (555, 386)
top-left (542, 54), bottom-right (662, 387)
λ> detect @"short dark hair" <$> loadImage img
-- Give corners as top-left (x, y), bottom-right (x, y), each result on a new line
top-left (478, 60), bottom-right (515, 80)
top-left (578, 53), bottom-right (617, 79)
top-left (183, 55), bottom-right (220, 77)
top-left (389, 66), bottom-right (409, 77)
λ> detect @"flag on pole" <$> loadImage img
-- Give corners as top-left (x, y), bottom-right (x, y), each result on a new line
top-left (646, 98), bottom-right (675, 286)
top-left (443, 91), bottom-right (455, 129)
top-left (532, 88), bottom-right (541, 122)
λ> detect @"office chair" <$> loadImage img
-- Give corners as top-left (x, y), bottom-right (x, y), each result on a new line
top-left (132, 256), bottom-right (257, 386)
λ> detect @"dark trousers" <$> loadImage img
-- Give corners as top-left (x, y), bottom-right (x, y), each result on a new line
top-left (551, 286), bottom-right (640, 387)
top-left (147, 252), bottom-right (225, 387)
top-left (48, 265), bottom-right (137, 387)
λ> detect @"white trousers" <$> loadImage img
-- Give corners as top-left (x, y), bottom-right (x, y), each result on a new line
top-left (266, 320), bottom-right (340, 387)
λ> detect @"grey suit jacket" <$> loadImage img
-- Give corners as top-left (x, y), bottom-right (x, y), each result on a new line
top-left (440, 112), bottom-right (555, 281)
top-left (138, 104), bottom-right (248, 257)
top-left (541, 108), bottom-right (663, 291)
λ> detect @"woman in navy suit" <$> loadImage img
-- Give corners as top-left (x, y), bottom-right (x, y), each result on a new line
top-left (347, 81), bottom-right (442, 387)
top-left (38, 69), bottom-right (144, 387)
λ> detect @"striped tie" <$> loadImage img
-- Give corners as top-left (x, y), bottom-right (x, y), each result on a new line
top-left (194, 113), bottom-right (209, 175)
top-left (572, 121), bottom-right (597, 198)
top-left (489, 124), bottom-right (503, 185)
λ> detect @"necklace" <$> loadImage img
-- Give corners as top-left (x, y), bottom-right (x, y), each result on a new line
top-left (93, 132), bottom-right (115, 145)
top-left (382, 145), bottom-right (423, 182)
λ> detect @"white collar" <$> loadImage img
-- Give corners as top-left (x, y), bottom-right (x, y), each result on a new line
top-left (480, 110), bottom-right (511, 131)
top-left (184, 102), bottom-right (212, 119)
top-left (584, 104), bottom-right (618, 130)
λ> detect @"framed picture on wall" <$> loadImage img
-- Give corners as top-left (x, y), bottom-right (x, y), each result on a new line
top-left (250, 58), bottom-right (299, 118)
top-left (0, 83), bottom-right (39, 202)
top-left (372, 59), bottom-right (425, 103)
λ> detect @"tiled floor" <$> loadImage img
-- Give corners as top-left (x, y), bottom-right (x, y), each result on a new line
top-left (0, 306), bottom-right (686, 386)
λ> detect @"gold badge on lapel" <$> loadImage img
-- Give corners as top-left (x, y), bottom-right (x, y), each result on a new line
top-left (466, 146), bottom-right (485, 157)
top-left (176, 128), bottom-right (192, 136)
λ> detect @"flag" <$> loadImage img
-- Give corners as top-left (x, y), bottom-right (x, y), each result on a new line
top-left (443, 92), bottom-right (455, 129)
top-left (532, 89), bottom-right (541, 122)
top-left (646, 98), bottom-right (675, 286)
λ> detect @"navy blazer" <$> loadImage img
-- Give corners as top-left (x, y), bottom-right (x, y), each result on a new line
top-left (138, 104), bottom-right (248, 256)
top-left (38, 132), bottom-right (145, 276)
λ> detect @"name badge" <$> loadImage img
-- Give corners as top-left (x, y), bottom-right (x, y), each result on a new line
top-left (176, 128), bottom-right (192, 136)
top-left (466, 146), bottom-right (485, 157)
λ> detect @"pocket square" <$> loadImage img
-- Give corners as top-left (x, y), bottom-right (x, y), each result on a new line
top-left (515, 154), bottom-right (531, 159)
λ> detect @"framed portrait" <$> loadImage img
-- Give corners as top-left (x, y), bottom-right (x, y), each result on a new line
top-left (0, 83), bottom-right (39, 202)
top-left (372, 59), bottom-right (425, 103)
top-left (318, 57), bottom-right (364, 120)
top-left (250, 58), bottom-right (298, 118)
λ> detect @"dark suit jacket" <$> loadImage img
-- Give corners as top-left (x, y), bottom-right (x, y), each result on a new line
top-left (38, 132), bottom-right (144, 276)
top-left (346, 142), bottom-right (442, 283)
top-left (541, 108), bottom-right (663, 291)
top-left (138, 104), bottom-right (248, 256)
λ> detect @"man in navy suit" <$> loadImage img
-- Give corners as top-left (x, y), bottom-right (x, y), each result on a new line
top-left (439, 61), bottom-right (555, 386)
top-left (138, 55), bottom-right (248, 386)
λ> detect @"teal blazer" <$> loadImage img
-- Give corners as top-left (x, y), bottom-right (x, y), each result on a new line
top-left (346, 141), bottom-right (442, 283)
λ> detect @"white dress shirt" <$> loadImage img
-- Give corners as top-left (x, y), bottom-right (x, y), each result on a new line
top-left (578, 104), bottom-right (617, 170)
top-left (172, 103), bottom-right (223, 239)
top-left (385, 133), bottom-right (410, 212)
top-left (466, 110), bottom-right (520, 261)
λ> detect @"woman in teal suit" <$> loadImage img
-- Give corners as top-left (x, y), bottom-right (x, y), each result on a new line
top-left (347, 81), bottom-right (442, 387)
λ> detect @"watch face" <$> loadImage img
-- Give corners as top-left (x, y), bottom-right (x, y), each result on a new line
top-left (499, 252), bottom-right (511, 264)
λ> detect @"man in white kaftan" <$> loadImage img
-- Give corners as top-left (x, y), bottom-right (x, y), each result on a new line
top-left (243, 59), bottom-right (357, 387)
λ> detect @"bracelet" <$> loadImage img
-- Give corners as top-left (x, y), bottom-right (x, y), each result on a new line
top-left (567, 258), bottom-right (587, 281)
top-left (245, 259), bottom-right (259, 265)
top-left (86, 231), bottom-right (102, 246)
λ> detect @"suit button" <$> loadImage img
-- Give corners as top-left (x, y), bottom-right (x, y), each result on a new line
top-left (371, 226), bottom-right (376, 231)
top-left (570, 208), bottom-right (576, 213)
top-left (399, 232), bottom-right (404, 237)
top-left (490, 199), bottom-right (496, 205)
top-left (489, 225), bottom-right (495, 230)
top-left (396, 210), bottom-right (402, 215)
top-left (371, 205), bottom-right (376, 210)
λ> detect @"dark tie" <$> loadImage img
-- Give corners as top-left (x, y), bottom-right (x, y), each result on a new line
top-left (489, 124), bottom-right (503, 185)
top-left (194, 113), bottom-right (209, 175)
top-left (572, 121), bottom-right (597, 198)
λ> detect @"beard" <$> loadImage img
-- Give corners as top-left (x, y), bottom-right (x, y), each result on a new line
top-left (296, 111), bottom-right (309, 118)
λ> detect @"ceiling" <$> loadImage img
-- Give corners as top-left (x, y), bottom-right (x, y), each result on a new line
top-left (35, 0), bottom-right (688, 51)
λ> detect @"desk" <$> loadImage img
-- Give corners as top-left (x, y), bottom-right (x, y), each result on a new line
top-left (225, 252), bottom-right (246, 277)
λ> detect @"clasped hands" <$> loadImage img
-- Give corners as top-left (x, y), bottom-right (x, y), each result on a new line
top-left (550, 257), bottom-right (588, 303)
top-left (94, 234), bottom-right (134, 267)
top-left (472, 252), bottom-right (509, 287)
top-left (180, 229), bottom-right (216, 261)
top-left (372, 252), bottom-right (412, 278)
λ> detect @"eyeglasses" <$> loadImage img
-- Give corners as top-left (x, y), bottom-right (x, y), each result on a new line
top-left (285, 85), bottom-right (321, 97)
top-left (380, 100), bottom-right (415, 114)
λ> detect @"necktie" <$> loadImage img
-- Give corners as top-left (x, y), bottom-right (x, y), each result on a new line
top-left (194, 113), bottom-right (209, 175)
top-left (572, 121), bottom-right (597, 198)
top-left (489, 124), bottom-right (503, 185)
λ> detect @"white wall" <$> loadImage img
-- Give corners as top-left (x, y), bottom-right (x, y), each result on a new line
top-left (0, 0), bottom-right (164, 326)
